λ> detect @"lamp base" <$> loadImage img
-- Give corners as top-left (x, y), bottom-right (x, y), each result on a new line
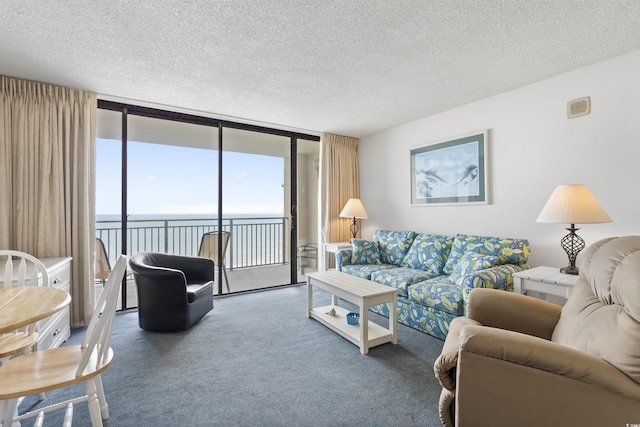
top-left (560, 265), bottom-right (579, 275)
top-left (349, 218), bottom-right (359, 239)
top-left (559, 224), bottom-right (584, 276)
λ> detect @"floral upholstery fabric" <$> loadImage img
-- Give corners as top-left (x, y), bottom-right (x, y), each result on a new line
top-left (459, 263), bottom-right (526, 303)
top-left (443, 234), bottom-right (530, 274)
top-left (401, 234), bottom-right (453, 275)
top-left (448, 252), bottom-right (498, 286)
top-left (409, 277), bottom-right (464, 316)
top-left (350, 239), bottom-right (382, 265)
top-left (405, 302), bottom-right (455, 341)
top-left (336, 230), bottom-right (531, 340)
top-left (335, 249), bottom-right (352, 271)
top-left (370, 267), bottom-right (438, 297)
top-left (370, 296), bottom-right (454, 341)
top-left (372, 230), bottom-right (417, 266)
top-left (340, 263), bottom-right (395, 279)
top-left (369, 297), bottom-right (412, 335)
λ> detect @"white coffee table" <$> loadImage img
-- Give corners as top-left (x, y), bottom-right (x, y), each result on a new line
top-left (306, 270), bottom-right (397, 355)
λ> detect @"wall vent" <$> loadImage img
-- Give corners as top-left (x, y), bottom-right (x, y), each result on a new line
top-left (567, 97), bottom-right (590, 118)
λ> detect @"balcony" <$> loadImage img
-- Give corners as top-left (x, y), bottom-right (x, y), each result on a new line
top-left (96, 216), bottom-right (317, 310)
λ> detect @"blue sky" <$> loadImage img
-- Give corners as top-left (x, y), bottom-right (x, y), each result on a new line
top-left (96, 138), bottom-right (285, 215)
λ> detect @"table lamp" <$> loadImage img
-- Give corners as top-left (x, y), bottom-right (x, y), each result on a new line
top-left (339, 198), bottom-right (368, 239)
top-left (536, 184), bottom-right (611, 275)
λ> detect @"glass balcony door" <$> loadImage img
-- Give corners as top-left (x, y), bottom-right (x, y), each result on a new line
top-left (97, 110), bottom-right (219, 308)
top-left (221, 128), bottom-right (290, 291)
top-left (96, 102), bottom-right (320, 309)
top-left (296, 139), bottom-right (320, 283)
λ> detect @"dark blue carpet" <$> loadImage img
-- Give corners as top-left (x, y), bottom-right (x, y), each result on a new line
top-left (20, 284), bottom-right (444, 426)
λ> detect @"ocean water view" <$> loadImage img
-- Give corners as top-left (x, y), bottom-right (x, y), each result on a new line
top-left (96, 213), bottom-right (289, 269)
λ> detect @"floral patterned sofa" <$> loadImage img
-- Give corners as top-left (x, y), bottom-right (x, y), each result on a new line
top-left (335, 230), bottom-right (530, 340)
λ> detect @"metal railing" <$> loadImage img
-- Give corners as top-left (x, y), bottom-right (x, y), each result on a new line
top-left (96, 216), bottom-right (289, 270)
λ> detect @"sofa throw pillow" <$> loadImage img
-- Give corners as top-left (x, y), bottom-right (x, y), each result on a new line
top-left (373, 230), bottom-right (417, 266)
top-left (350, 239), bottom-right (382, 265)
top-left (443, 234), bottom-right (530, 274)
top-left (448, 251), bottom-right (498, 286)
top-left (402, 234), bottom-right (454, 275)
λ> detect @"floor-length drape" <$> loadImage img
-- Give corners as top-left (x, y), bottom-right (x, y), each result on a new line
top-left (319, 133), bottom-right (360, 270)
top-left (0, 75), bottom-right (96, 325)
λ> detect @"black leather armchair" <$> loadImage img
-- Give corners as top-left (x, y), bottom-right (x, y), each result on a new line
top-left (129, 252), bottom-right (214, 332)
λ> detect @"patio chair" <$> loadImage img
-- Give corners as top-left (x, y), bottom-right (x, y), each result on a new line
top-left (0, 250), bottom-right (50, 361)
top-left (95, 237), bottom-right (111, 284)
top-left (0, 254), bottom-right (128, 427)
top-left (297, 243), bottom-right (317, 275)
top-left (198, 231), bottom-right (231, 292)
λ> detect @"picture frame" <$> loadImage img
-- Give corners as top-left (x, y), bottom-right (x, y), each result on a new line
top-left (410, 130), bottom-right (489, 206)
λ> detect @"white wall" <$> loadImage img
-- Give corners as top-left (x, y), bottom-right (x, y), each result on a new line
top-left (359, 50), bottom-right (640, 268)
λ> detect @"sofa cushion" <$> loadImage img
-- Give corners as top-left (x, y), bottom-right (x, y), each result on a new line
top-left (443, 234), bottom-right (530, 274)
top-left (409, 277), bottom-right (464, 316)
top-left (370, 267), bottom-right (438, 298)
top-left (340, 264), bottom-right (396, 280)
top-left (448, 252), bottom-right (498, 286)
top-left (350, 239), bottom-right (382, 265)
top-left (401, 233), bottom-right (453, 275)
top-left (373, 230), bottom-right (417, 266)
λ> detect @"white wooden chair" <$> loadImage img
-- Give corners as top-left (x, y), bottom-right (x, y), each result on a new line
top-left (0, 254), bottom-right (128, 427)
top-left (0, 250), bottom-right (50, 361)
top-left (198, 231), bottom-right (231, 292)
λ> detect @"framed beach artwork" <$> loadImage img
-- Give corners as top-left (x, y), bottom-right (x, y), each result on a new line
top-left (410, 130), bottom-right (489, 206)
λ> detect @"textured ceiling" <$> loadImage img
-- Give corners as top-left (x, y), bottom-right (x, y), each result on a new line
top-left (1, 1), bottom-right (640, 138)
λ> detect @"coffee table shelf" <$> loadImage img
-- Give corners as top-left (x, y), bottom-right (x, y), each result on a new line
top-left (307, 270), bottom-right (397, 355)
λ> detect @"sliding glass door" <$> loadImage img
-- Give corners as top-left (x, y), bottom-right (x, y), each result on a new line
top-left (296, 138), bottom-right (320, 283)
top-left (221, 128), bottom-right (290, 291)
top-left (96, 102), bottom-right (319, 309)
top-left (95, 109), bottom-right (124, 308)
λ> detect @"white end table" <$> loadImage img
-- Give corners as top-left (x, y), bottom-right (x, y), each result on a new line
top-left (321, 242), bottom-right (351, 271)
top-left (512, 266), bottom-right (579, 299)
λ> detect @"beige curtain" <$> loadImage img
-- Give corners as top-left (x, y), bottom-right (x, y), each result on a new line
top-left (319, 133), bottom-right (360, 270)
top-left (0, 75), bottom-right (96, 325)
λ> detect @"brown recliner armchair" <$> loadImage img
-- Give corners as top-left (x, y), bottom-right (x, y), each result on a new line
top-left (434, 236), bottom-right (640, 427)
top-left (129, 252), bottom-right (214, 332)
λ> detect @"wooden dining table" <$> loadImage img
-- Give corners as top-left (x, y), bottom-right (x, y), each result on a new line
top-left (0, 286), bottom-right (71, 334)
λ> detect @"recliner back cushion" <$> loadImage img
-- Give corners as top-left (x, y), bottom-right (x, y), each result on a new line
top-left (443, 234), bottom-right (530, 274)
top-left (552, 236), bottom-right (640, 385)
top-left (373, 230), bottom-right (417, 266)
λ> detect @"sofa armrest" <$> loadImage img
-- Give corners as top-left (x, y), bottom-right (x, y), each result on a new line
top-left (466, 287), bottom-right (561, 339)
top-left (460, 263), bottom-right (528, 293)
top-left (460, 325), bottom-right (640, 400)
top-left (458, 264), bottom-right (528, 310)
top-left (335, 249), bottom-right (353, 271)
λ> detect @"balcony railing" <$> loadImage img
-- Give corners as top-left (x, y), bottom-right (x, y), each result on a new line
top-left (96, 216), bottom-right (289, 270)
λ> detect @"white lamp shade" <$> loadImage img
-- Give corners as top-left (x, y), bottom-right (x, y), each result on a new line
top-left (339, 198), bottom-right (368, 219)
top-left (536, 184), bottom-right (612, 224)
